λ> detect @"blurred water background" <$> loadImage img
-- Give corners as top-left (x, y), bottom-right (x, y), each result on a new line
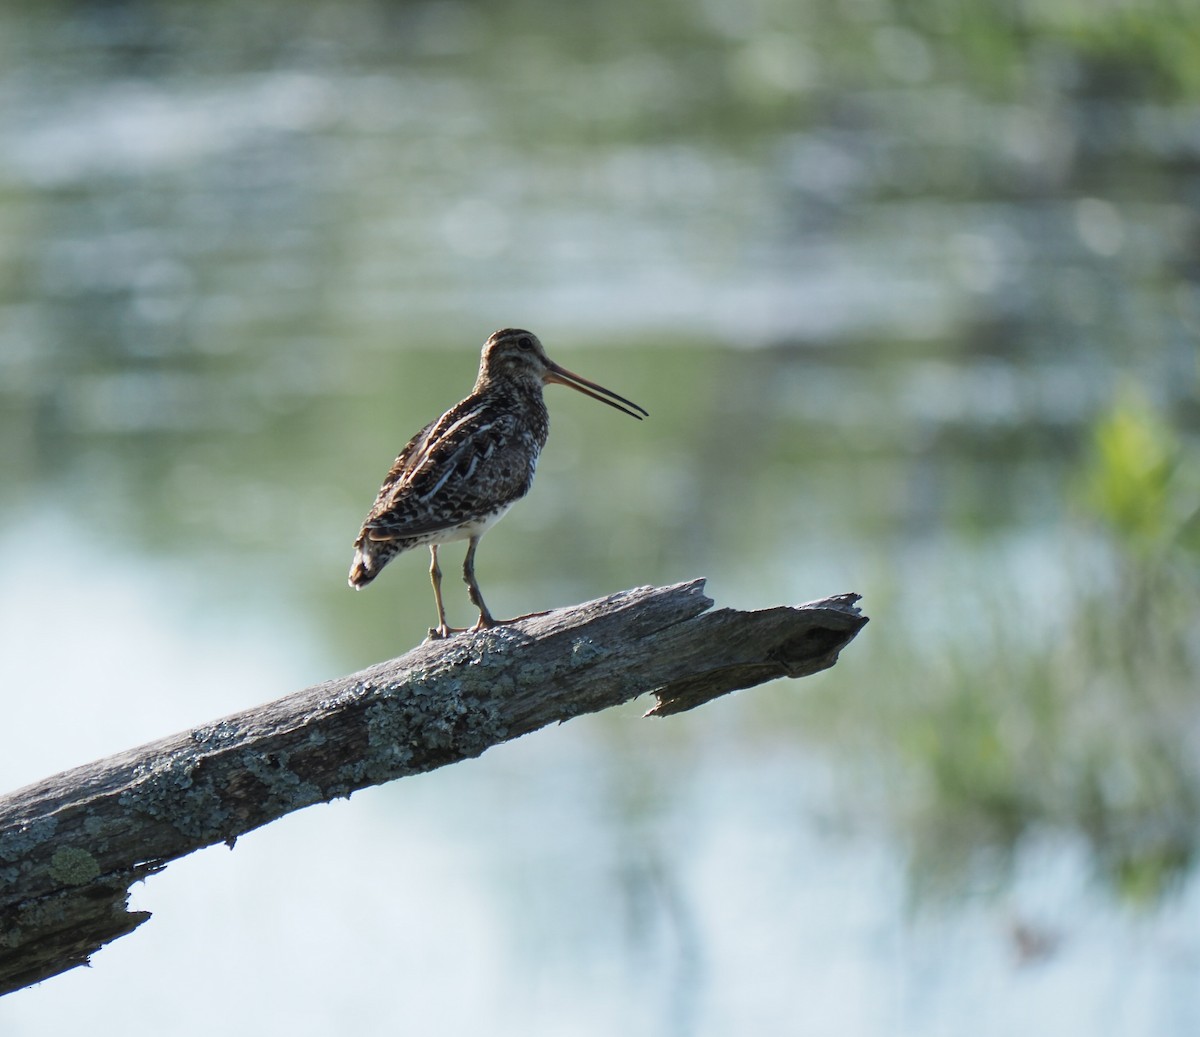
top-left (2, 0), bottom-right (1199, 1033)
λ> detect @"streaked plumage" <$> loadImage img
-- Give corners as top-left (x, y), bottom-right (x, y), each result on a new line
top-left (349, 328), bottom-right (647, 638)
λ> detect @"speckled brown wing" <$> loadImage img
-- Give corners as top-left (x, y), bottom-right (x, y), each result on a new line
top-left (367, 396), bottom-right (540, 536)
top-left (348, 392), bottom-right (545, 587)
top-left (358, 416), bottom-right (439, 524)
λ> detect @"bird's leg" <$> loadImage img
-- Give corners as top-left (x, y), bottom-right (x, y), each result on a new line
top-left (427, 544), bottom-right (465, 640)
top-left (463, 535), bottom-right (504, 632)
top-left (462, 537), bottom-right (552, 632)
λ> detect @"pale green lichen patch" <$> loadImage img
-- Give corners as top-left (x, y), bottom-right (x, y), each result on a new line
top-left (48, 846), bottom-right (101, 886)
top-left (318, 680), bottom-right (375, 712)
top-left (0, 817), bottom-right (60, 889)
top-left (334, 675), bottom-right (510, 789)
top-left (570, 637), bottom-right (605, 665)
top-left (0, 816), bottom-right (58, 862)
top-left (238, 749), bottom-right (323, 811)
top-left (335, 699), bottom-right (418, 786)
top-left (119, 751), bottom-right (231, 839)
top-left (190, 719), bottom-right (243, 748)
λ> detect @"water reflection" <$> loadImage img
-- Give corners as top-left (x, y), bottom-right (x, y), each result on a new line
top-left (2, 1), bottom-right (1199, 1033)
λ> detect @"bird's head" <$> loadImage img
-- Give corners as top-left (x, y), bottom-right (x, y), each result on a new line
top-left (476, 328), bottom-right (647, 419)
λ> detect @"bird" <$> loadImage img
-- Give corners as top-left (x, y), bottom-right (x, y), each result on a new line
top-left (349, 328), bottom-right (648, 639)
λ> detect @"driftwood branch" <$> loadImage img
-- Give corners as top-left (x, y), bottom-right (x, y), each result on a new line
top-left (0, 580), bottom-right (866, 995)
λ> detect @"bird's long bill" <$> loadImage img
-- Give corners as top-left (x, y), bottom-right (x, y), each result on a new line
top-left (544, 361), bottom-right (648, 420)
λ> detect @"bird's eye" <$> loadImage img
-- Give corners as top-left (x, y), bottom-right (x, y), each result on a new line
top-left (517, 336), bottom-right (534, 351)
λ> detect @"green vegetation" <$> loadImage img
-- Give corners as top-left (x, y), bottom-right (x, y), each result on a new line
top-left (788, 383), bottom-right (1200, 904)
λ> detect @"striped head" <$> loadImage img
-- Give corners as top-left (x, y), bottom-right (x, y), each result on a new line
top-left (474, 329), bottom-right (648, 419)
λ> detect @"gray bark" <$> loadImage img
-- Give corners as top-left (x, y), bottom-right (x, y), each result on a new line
top-left (0, 579), bottom-right (866, 995)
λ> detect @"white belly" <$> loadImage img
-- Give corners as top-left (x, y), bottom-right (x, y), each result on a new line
top-left (427, 503), bottom-right (514, 545)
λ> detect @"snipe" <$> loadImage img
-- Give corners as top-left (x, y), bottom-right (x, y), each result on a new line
top-left (349, 329), bottom-right (647, 638)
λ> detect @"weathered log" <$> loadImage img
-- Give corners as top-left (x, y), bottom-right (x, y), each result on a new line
top-left (0, 579), bottom-right (866, 995)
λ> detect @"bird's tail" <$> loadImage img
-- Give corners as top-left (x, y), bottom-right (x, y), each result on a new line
top-left (348, 535), bottom-right (396, 589)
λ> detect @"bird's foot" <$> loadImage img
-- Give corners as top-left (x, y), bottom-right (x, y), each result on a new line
top-left (507, 609), bottom-right (552, 623)
top-left (427, 623), bottom-right (468, 641)
top-left (469, 609), bottom-right (551, 633)
top-left (470, 616), bottom-right (500, 633)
